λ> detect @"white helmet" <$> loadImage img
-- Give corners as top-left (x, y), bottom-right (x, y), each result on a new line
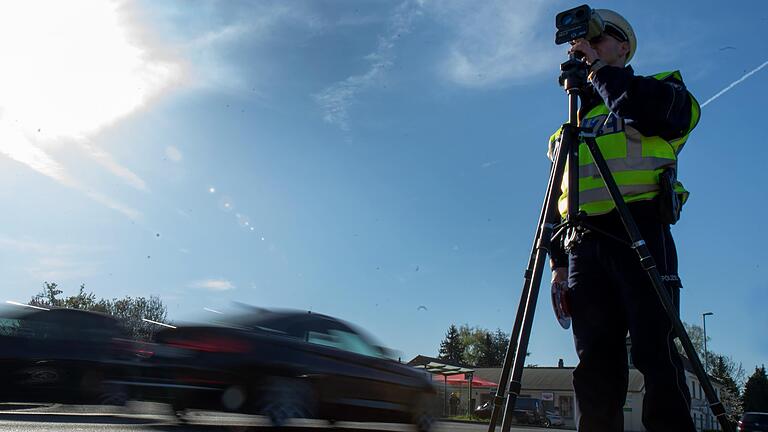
top-left (593, 9), bottom-right (637, 64)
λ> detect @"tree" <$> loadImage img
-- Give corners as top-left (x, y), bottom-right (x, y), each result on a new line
top-left (491, 329), bottom-right (510, 367)
top-left (30, 281), bottom-right (64, 307)
top-left (476, 332), bottom-right (496, 367)
top-left (438, 324), bottom-right (465, 365)
top-left (711, 355), bottom-right (743, 421)
top-left (438, 324), bottom-right (513, 367)
top-left (27, 282), bottom-right (168, 341)
top-left (457, 324), bottom-right (488, 366)
top-left (675, 322), bottom-right (716, 368)
top-left (711, 354), bottom-right (746, 389)
top-left (743, 365), bottom-right (768, 412)
top-left (95, 295), bottom-right (168, 341)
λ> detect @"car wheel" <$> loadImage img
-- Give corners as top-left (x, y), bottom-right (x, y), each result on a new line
top-left (258, 377), bottom-right (316, 427)
top-left (543, 417), bottom-right (552, 428)
top-left (411, 397), bottom-right (436, 432)
top-left (414, 412), bottom-right (435, 432)
top-left (97, 386), bottom-right (128, 406)
top-left (221, 385), bottom-right (248, 412)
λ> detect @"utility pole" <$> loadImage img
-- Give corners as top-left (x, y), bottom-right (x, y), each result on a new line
top-left (702, 312), bottom-right (714, 374)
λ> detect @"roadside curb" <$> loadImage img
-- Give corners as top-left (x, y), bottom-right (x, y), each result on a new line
top-left (440, 418), bottom-right (575, 430)
top-left (0, 411), bottom-right (166, 425)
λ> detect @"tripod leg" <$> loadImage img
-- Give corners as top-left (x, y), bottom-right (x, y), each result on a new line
top-left (582, 135), bottom-right (734, 432)
top-left (486, 141), bottom-right (564, 432)
top-left (499, 123), bottom-right (587, 432)
top-left (486, 126), bottom-right (573, 432)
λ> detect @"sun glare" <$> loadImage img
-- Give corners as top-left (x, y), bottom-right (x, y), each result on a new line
top-left (0, 0), bottom-right (179, 140)
top-left (0, 0), bottom-right (180, 217)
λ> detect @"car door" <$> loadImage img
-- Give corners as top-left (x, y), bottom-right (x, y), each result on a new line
top-left (287, 316), bottom-right (417, 420)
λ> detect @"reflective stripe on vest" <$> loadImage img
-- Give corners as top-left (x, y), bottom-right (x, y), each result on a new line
top-left (551, 70), bottom-right (700, 217)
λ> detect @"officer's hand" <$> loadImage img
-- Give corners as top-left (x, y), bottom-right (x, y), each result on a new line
top-left (551, 267), bottom-right (568, 284)
top-left (550, 267), bottom-right (571, 329)
top-left (568, 38), bottom-right (599, 65)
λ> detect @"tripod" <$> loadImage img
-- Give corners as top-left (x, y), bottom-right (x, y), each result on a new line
top-left (485, 55), bottom-right (733, 432)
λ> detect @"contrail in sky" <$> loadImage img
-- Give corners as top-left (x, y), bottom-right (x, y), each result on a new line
top-left (701, 59), bottom-right (768, 108)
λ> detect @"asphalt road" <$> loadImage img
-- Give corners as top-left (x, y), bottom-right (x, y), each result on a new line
top-left (0, 403), bottom-right (569, 432)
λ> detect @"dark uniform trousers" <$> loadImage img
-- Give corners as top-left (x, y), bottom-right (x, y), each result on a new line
top-left (568, 203), bottom-right (696, 432)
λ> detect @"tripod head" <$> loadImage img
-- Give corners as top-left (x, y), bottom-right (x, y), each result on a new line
top-left (559, 54), bottom-right (589, 93)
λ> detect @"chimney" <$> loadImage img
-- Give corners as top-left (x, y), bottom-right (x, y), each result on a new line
top-left (558, 358), bottom-right (564, 368)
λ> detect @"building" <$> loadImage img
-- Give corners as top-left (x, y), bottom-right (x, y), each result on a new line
top-left (409, 355), bottom-right (724, 431)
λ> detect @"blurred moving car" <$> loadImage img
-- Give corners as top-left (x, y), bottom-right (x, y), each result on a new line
top-left (473, 400), bottom-right (493, 418)
top-left (124, 309), bottom-right (437, 430)
top-left (738, 412), bottom-right (768, 432)
top-left (545, 410), bottom-right (564, 427)
top-left (473, 397), bottom-right (548, 426)
top-left (0, 305), bottom-right (136, 405)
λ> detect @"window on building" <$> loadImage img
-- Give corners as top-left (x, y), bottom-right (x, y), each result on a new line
top-left (558, 395), bottom-right (574, 418)
top-left (542, 399), bottom-right (555, 413)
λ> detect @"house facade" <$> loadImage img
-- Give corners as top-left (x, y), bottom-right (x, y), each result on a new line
top-left (409, 355), bottom-right (723, 431)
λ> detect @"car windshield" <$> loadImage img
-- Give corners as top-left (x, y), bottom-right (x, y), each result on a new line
top-left (213, 310), bottom-right (391, 358)
top-left (516, 398), bottom-right (540, 411)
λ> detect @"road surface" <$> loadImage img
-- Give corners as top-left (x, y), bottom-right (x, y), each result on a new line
top-left (0, 403), bottom-right (572, 432)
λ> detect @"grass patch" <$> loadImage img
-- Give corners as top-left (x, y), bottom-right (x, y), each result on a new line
top-left (447, 415), bottom-right (489, 423)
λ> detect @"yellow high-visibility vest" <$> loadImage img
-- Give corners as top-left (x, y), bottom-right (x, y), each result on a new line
top-left (548, 71), bottom-right (701, 217)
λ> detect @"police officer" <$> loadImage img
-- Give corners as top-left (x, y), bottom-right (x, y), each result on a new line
top-left (548, 9), bottom-right (701, 432)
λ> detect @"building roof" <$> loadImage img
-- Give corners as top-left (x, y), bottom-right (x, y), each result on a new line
top-left (408, 355), bottom-right (470, 368)
top-left (433, 373), bottom-right (499, 387)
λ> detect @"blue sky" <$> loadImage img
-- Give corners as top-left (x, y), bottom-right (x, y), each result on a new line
top-left (0, 0), bottom-right (765, 373)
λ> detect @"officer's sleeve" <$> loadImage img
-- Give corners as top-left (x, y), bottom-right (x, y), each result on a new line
top-left (550, 234), bottom-right (568, 269)
top-left (589, 66), bottom-right (692, 141)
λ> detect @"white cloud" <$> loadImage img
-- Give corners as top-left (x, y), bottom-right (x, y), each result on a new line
top-left (78, 141), bottom-right (148, 190)
top-left (176, 3), bottom-right (321, 92)
top-left (315, 1), bottom-right (422, 131)
top-left (165, 146), bottom-right (183, 162)
top-left (421, 0), bottom-right (561, 88)
top-left (0, 237), bottom-right (107, 256)
top-left (0, 236), bottom-right (108, 282)
top-left (0, 126), bottom-right (143, 219)
top-left (26, 257), bottom-right (98, 282)
top-left (0, 0), bottom-right (181, 216)
top-left (189, 279), bottom-right (236, 291)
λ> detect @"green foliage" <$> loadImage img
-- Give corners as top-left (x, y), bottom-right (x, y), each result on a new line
top-left (439, 324), bottom-right (464, 364)
top-left (448, 414), bottom-right (489, 423)
top-left (457, 325), bottom-right (487, 366)
top-left (711, 354), bottom-right (744, 421)
top-left (28, 281), bottom-right (168, 341)
top-left (742, 365), bottom-right (768, 412)
top-left (438, 324), bottom-right (510, 367)
top-left (30, 282), bottom-right (64, 307)
top-left (95, 295), bottom-right (168, 341)
top-left (675, 322), bottom-right (716, 368)
top-left (676, 321), bottom-right (748, 419)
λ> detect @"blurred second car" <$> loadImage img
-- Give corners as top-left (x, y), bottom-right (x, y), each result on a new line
top-left (474, 397), bottom-right (549, 427)
top-left (0, 305), bottom-right (137, 405)
top-left (738, 412), bottom-right (768, 432)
